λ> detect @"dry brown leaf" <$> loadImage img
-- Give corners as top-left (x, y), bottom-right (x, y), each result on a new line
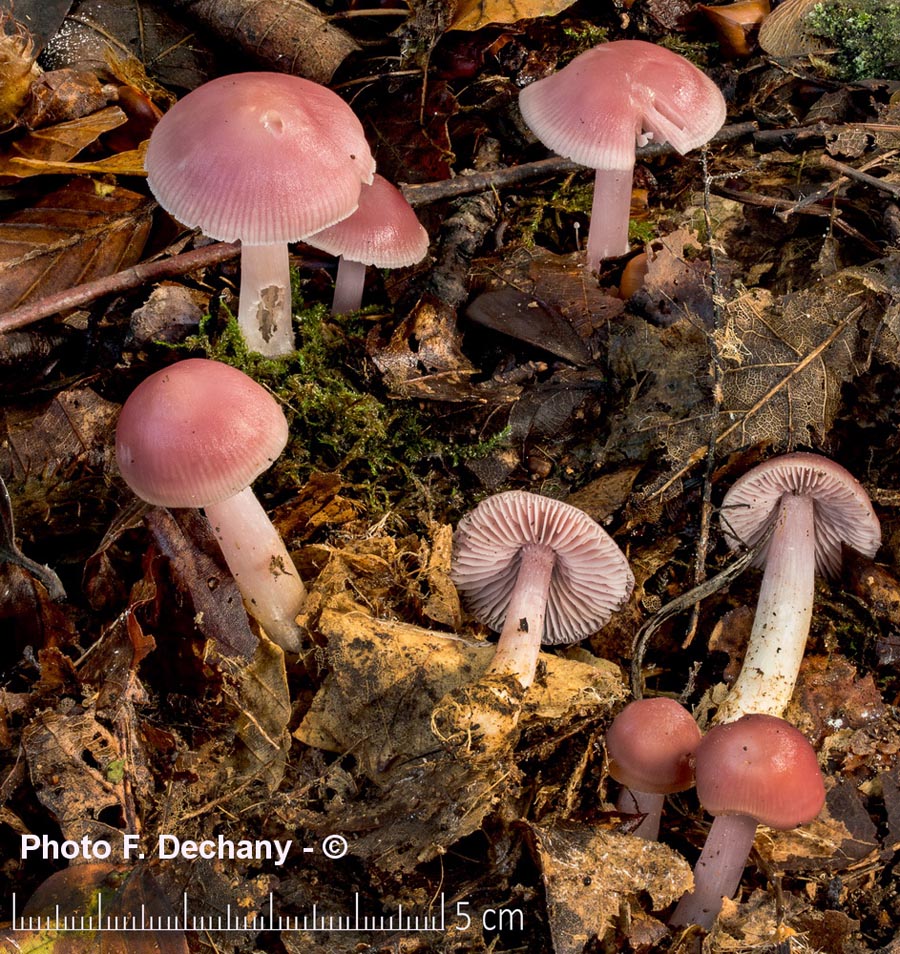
top-left (0, 178), bottom-right (152, 313)
top-left (0, 105), bottom-right (127, 179)
top-left (526, 821), bottom-right (693, 953)
top-left (295, 606), bottom-right (625, 781)
top-left (8, 140), bottom-right (148, 177)
top-left (1, 385), bottom-right (118, 483)
top-left (166, 0), bottom-right (358, 83)
top-left (450, 0), bottom-right (578, 30)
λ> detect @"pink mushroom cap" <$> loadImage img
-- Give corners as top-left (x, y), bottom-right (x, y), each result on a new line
top-left (518, 40), bottom-right (726, 173)
top-left (306, 173), bottom-right (429, 268)
top-left (144, 72), bottom-right (376, 245)
top-left (452, 490), bottom-right (634, 645)
top-left (721, 452), bottom-right (881, 578)
top-left (694, 714), bottom-right (825, 830)
top-left (115, 358), bottom-right (289, 508)
top-left (606, 698), bottom-right (701, 795)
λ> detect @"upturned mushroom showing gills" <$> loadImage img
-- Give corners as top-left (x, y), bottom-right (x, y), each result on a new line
top-left (306, 173), bottom-right (429, 315)
top-left (518, 40), bottom-right (726, 270)
top-left (606, 697), bottom-right (701, 841)
top-left (714, 452), bottom-right (880, 724)
top-left (669, 714), bottom-right (825, 930)
top-left (452, 490), bottom-right (634, 687)
top-left (434, 491), bottom-right (634, 750)
top-left (115, 358), bottom-right (305, 653)
top-left (144, 72), bottom-right (375, 357)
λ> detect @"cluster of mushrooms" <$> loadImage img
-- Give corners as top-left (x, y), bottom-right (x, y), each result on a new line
top-left (112, 40), bottom-right (883, 935)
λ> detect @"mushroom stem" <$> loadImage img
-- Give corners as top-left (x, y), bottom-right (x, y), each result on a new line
top-left (616, 788), bottom-right (665, 841)
top-left (205, 487), bottom-right (305, 653)
top-left (331, 257), bottom-right (367, 314)
top-left (237, 243), bottom-right (295, 357)
top-left (586, 164), bottom-right (635, 270)
top-left (668, 813), bottom-right (758, 929)
top-left (715, 493), bottom-right (816, 723)
top-left (486, 543), bottom-right (556, 688)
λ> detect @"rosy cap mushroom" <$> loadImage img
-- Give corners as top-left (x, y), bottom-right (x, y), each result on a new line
top-left (305, 173), bottom-right (429, 314)
top-left (116, 358), bottom-right (305, 652)
top-left (669, 713), bottom-right (825, 929)
top-left (145, 72), bottom-right (375, 356)
top-left (452, 490), bottom-right (634, 689)
top-left (606, 697), bottom-right (701, 840)
top-left (715, 452), bottom-right (880, 724)
top-left (518, 40), bottom-right (726, 270)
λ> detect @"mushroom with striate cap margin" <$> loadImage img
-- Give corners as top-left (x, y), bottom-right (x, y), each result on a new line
top-left (668, 713), bottom-right (825, 930)
top-left (306, 173), bottom-right (429, 315)
top-left (518, 40), bottom-right (726, 271)
top-left (115, 358), bottom-right (305, 652)
top-left (144, 72), bottom-right (375, 356)
top-left (714, 452), bottom-right (880, 724)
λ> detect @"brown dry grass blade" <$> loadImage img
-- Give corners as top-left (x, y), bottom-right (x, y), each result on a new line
top-left (0, 178), bottom-right (153, 313)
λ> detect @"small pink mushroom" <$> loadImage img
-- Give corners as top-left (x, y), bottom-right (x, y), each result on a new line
top-left (116, 358), bottom-right (305, 652)
top-left (306, 173), bottom-right (429, 314)
top-left (518, 41), bottom-right (726, 270)
top-left (669, 714), bottom-right (825, 930)
top-left (145, 72), bottom-right (375, 356)
top-left (606, 697), bottom-right (701, 840)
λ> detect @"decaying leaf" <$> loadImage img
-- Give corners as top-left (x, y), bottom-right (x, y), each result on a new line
top-left (0, 178), bottom-right (152, 313)
top-left (296, 606), bottom-right (625, 782)
top-left (22, 707), bottom-right (130, 847)
top-left (165, 0), bottom-right (358, 83)
top-left (526, 821), bottom-right (693, 953)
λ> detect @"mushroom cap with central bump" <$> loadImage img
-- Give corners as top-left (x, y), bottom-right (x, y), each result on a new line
top-left (115, 358), bottom-right (289, 508)
top-left (451, 490), bottom-right (634, 645)
top-left (721, 451), bottom-right (881, 578)
top-left (145, 72), bottom-right (376, 246)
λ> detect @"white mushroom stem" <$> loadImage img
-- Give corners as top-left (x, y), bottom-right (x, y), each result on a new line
top-left (331, 257), bottom-right (367, 314)
top-left (585, 165), bottom-right (635, 271)
top-left (668, 813), bottom-right (759, 929)
top-left (205, 487), bottom-right (306, 653)
top-left (616, 788), bottom-right (665, 841)
top-left (715, 493), bottom-right (816, 724)
top-left (237, 243), bottom-right (296, 357)
top-left (486, 543), bottom-right (556, 688)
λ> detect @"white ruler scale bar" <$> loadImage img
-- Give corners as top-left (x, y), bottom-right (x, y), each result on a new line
top-left (8, 892), bottom-right (449, 933)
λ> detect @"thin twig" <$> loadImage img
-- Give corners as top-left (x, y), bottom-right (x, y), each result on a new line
top-left (820, 153), bottom-right (900, 198)
top-left (401, 121), bottom-right (758, 207)
top-left (682, 150), bottom-right (728, 650)
top-left (631, 522), bottom-right (775, 699)
top-left (0, 241), bottom-right (240, 334)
